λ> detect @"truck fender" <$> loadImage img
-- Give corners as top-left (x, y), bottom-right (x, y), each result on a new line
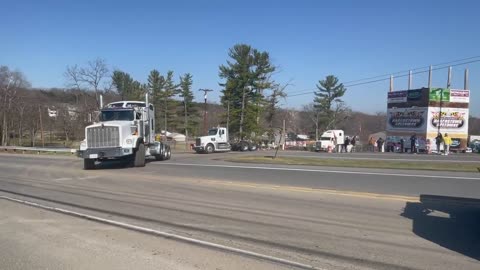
top-left (134, 138), bottom-right (144, 150)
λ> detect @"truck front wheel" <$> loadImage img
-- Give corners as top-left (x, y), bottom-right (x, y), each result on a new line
top-left (83, 159), bottom-right (95, 170)
top-left (132, 143), bottom-right (146, 167)
top-left (166, 146), bottom-right (171, 160)
top-left (205, 144), bottom-right (214, 154)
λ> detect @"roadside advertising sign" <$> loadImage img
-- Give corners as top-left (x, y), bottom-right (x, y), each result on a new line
top-left (387, 91), bottom-right (407, 103)
top-left (449, 89), bottom-right (470, 103)
top-left (429, 88), bottom-right (450, 102)
top-left (386, 107), bottom-right (428, 132)
top-left (427, 107), bottom-right (469, 134)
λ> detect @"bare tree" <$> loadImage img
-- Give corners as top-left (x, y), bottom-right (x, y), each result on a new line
top-left (0, 66), bottom-right (30, 145)
top-left (64, 58), bottom-right (109, 108)
top-left (303, 103), bottom-right (321, 140)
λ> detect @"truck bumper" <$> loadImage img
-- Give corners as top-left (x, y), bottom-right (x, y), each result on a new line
top-left (193, 146), bottom-right (205, 152)
top-left (77, 147), bottom-right (132, 159)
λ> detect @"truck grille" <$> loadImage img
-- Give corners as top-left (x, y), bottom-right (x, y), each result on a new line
top-left (87, 126), bottom-right (120, 148)
top-left (196, 138), bottom-right (201, 146)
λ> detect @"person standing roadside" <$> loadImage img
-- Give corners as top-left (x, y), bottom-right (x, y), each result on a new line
top-left (376, 137), bottom-right (384, 153)
top-left (415, 137), bottom-right (419, 154)
top-left (410, 133), bottom-right (417, 154)
top-left (435, 133), bottom-right (443, 155)
top-left (351, 136), bottom-right (357, 153)
top-left (344, 136), bottom-right (350, 153)
top-left (443, 133), bottom-right (452, 155)
top-left (368, 137), bottom-right (375, 152)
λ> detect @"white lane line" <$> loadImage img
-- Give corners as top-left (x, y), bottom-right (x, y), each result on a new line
top-left (53, 177), bottom-right (72, 181)
top-left (0, 195), bottom-right (320, 270)
top-left (156, 162), bottom-right (480, 180)
top-left (278, 154), bottom-right (480, 163)
top-left (77, 176), bottom-right (99, 180)
top-left (53, 176), bottom-right (99, 181)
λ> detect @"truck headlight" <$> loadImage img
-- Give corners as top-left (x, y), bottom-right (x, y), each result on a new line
top-left (80, 141), bottom-right (87, 150)
top-left (126, 139), bottom-right (133, 145)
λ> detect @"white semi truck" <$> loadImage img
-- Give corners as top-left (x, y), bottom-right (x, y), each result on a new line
top-left (315, 129), bottom-right (345, 152)
top-left (193, 127), bottom-right (257, 153)
top-left (77, 94), bottom-right (171, 169)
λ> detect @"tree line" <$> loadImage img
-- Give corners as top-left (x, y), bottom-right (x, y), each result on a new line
top-left (3, 43), bottom-right (479, 147)
top-left (65, 59), bottom-right (199, 138)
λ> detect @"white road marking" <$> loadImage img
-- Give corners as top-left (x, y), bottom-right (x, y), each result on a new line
top-left (77, 176), bottom-right (99, 180)
top-left (0, 195), bottom-right (321, 270)
top-left (53, 176), bottom-right (99, 181)
top-left (53, 177), bottom-right (72, 181)
top-left (156, 162), bottom-right (480, 180)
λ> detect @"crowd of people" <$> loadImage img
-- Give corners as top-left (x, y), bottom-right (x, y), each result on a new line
top-left (367, 133), bottom-right (453, 155)
top-left (339, 135), bottom-right (357, 152)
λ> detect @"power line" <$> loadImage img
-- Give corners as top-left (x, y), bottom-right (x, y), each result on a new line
top-left (343, 55), bottom-right (480, 84)
top-left (285, 59), bottom-right (480, 98)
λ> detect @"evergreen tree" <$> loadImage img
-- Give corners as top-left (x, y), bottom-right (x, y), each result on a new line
top-left (162, 71), bottom-right (180, 132)
top-left (313, 75), bottom-right (347, 130)
top-left (112, 70), bottom-right (143, 100)
top-left (178, 73), bottom-right (198, 138)
top-left (147, 69), bottom-right (165, 132)
top-left (219, 44), bottom-right (275, 139)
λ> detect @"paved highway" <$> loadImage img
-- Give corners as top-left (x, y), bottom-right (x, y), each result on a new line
top-left (0, 153), bottom-right (479, 269)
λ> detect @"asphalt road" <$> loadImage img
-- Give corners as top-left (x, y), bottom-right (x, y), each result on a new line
top-left (0, 152), bottom-right (479, 269)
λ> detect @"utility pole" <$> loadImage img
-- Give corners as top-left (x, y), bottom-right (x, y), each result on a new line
top-left (389, 75), bottom-right (394, 92)
top-left (199, 88), bottom-right (213, 135)
top-left (464, 68), bottom-right (469, 90)
top-left (408, 70), bottom-right (412, 90)
top-left (282, 118), bottom-right (286, 150)
top-left (447, 66), bottom-right (452, 88)
top-left (428, 65), bottom-right (433, 88)
top-left (437, 66), bottom-right (451, 135)
top-left (273, 119), bottom-right (286, 159)
top-left (184, 98), bottom-right (188, 150)
top-left (239, 86), bottom-right (247, 139)
top-left (39, 106), bottom-right (44, 147)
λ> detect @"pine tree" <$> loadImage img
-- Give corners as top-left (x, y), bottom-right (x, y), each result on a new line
top-left (162, 71), bottom-right (180, 132)
top-left (219, 44), bottom-right (275, 139)
top-left (178, 73), bottom-right (198, 138)
top-left (313, 75), bottom-right (347, 130)
top-left (112, 70), bottom-right (143, 100)
top-left (147, 69), bottom-right (165, 132)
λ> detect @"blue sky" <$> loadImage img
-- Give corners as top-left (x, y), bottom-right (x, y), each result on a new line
top-left (2, 0), bottom-right (479, 116)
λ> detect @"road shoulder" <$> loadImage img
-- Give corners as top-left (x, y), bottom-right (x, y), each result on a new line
top-left (0, 199), bottom-right (291, 270)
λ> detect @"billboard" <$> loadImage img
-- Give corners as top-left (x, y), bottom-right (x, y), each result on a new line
top-left (429, 88), bottom-right (450, 102)
top-left (429, 88), bottom-right (470, 103)
top-left (406, 89), bottom-right (423, 101)
top-left (387, 88), bottom-right (429, 108)
top-left (387, 91), bottom-right (407, 103)
top-left (386, 107), bottom-right (428, 132)
top-left (449, 89), bottom-right (470, 103)
top-left (426, 107), bottom-right (469, 134)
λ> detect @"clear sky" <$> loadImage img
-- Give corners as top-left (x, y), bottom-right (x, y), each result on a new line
top-left (2, 0), bottom-right (479, 116)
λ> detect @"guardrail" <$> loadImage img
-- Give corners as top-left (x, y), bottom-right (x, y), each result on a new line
top-left (0, 146), bottom-right (77, 154)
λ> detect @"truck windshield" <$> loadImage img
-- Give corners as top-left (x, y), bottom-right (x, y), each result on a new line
top-left (100, 110), bottom-right (134, 121)
top-left (208, 129), bottom-right (218, 135)
top-left (320, 137), bottom-right (332, 140)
